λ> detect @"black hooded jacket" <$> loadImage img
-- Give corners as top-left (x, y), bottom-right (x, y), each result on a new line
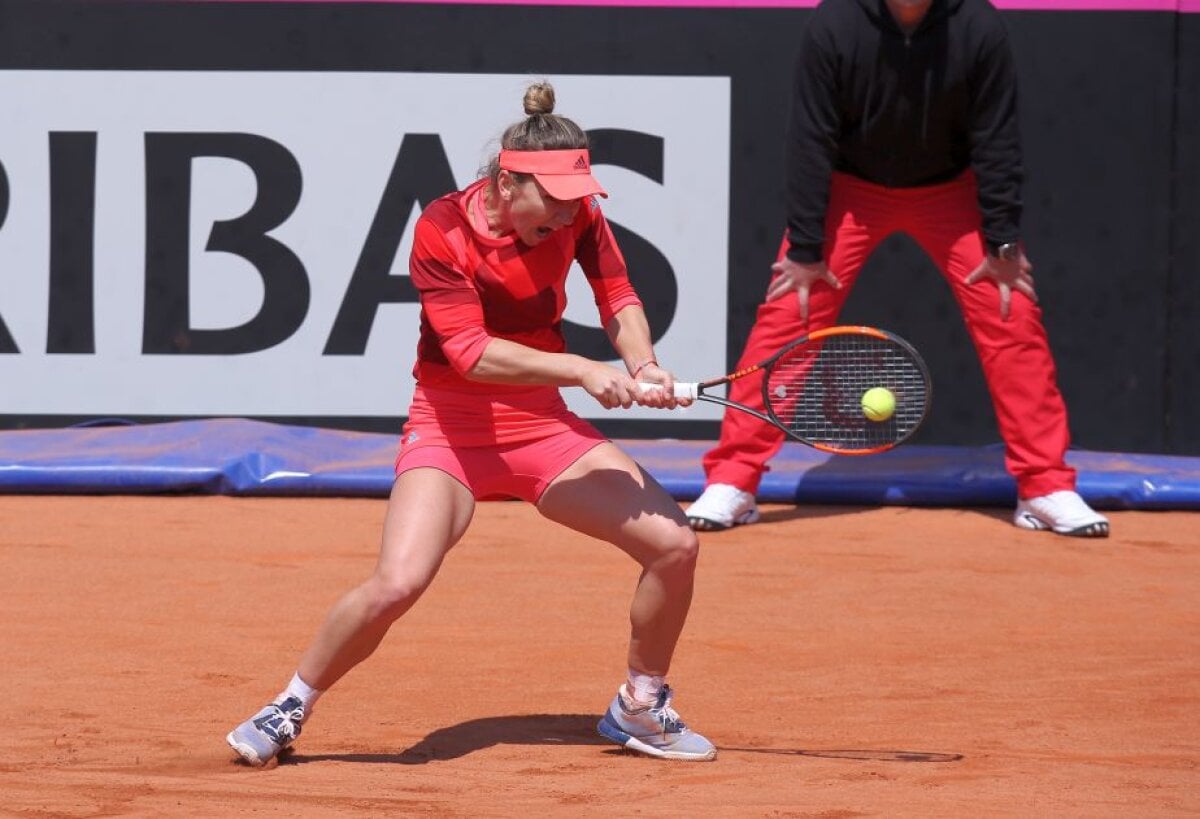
top-left (785, 0), bottom-right (1023, 263)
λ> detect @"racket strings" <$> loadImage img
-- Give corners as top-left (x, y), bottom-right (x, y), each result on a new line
top-left (764, 334), bottom-right (928, 451)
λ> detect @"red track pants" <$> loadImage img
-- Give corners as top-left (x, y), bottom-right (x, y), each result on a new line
top-left (702, 171), bottom-right (1076, 500)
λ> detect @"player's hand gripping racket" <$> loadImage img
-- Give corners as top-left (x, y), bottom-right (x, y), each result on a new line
top-left (644, 326), bottom-right (931, 454)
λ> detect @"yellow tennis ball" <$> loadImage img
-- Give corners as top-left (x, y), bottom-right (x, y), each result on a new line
top-left (861, 387), bottom-right (896, 422)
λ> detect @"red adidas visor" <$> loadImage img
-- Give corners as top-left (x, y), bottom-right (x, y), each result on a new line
top-left (499, 149), bottom-right (608, 201)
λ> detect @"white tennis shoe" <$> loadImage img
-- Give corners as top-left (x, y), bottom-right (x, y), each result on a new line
top-left (227, 696), bottom-right (307, 766)
top-left (685, 483), bottom-right (760, 531)
top-left (597, 684), bottom-right (717, 761)
top-left (1014, 490), bottom-right (1109, 538)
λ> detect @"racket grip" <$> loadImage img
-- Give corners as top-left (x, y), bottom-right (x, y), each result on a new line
top-left (638, 381), bottom-right (699, 400)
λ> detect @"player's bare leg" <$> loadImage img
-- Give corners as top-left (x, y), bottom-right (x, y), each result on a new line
top-left (227, 470), bottom-right (474, 765)
top-left (296, 469), bottom-right (475, 689)
top-left (538, 442), bottom-right (716, 760)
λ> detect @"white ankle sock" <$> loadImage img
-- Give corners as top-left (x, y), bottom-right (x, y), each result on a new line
top-left (277, 672), bottom-right (323, 710)
top-left (625, 669), bottom-right (665, 706)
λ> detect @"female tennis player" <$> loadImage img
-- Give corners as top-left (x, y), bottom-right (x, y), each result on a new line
top-left (226, 82), bottom-right (716, 764)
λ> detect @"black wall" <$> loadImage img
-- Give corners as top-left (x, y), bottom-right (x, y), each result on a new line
top-left (1170, 11), bottom-right (1200, 455)
top-left (0, 1), bottom-right (1195, 454)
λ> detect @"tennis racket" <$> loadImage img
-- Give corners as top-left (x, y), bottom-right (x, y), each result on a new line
top-left (644, 325), bottom-right (931, 454)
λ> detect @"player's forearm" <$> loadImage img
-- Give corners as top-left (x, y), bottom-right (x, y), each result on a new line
top-left (465, 337), bottom-right (593, 387)
top-left (605, 305), bottom-right (657, 375)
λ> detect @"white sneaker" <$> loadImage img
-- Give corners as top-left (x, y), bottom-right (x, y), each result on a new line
top-left (1014, 490), bottom-right (1109, 538)
top-left (685, 483), bottom-right (760, 531)
top-left (226, 696), bottom-right (307, 766)
top-left (596, 684), bottom-right (717, 761)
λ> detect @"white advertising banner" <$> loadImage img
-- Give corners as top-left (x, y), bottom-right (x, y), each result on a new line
top-left (0, 71), bottom-right (729, 420)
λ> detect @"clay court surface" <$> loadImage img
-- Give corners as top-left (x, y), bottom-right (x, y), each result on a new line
top-left (1, 495), bottom-right (1197, 816)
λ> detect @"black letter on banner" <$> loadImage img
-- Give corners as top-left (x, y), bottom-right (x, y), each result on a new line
top-left (0, 157), bottom-right (8, 229)
top-left (324, 134), bottom-right (455, 355)
top-left (563, 130), bottom-right (678, 360)
top-left (48, 132), bottom-right (98, 354)
top-left (143, 133), bottom-right (308, 354)
top-left (0, 158), bottom-right (15, 353)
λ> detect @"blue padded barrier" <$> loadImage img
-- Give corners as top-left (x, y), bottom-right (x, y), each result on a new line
top-left (0, 419), bottom-right (395, 496)
top-left (1, 418), bottom-right (1199, 509)
top-left (621, 440), bottom-right (1200, 510)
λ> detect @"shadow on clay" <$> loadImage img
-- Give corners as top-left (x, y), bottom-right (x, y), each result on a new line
top-left (277, 714), bottom-right (962, 765)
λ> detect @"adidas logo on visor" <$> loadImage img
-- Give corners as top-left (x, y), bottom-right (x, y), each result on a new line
top-left (573, 155), bottom-right (588, 170)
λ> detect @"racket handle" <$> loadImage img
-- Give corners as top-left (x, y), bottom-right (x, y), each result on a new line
top-left (638, 381), bottom-right (699, 400)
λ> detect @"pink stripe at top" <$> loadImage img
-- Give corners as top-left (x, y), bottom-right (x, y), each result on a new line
top-left (197, 0), bottom-right (1197, 10)
top-left (996, 0), bottom-right (1180, 8)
